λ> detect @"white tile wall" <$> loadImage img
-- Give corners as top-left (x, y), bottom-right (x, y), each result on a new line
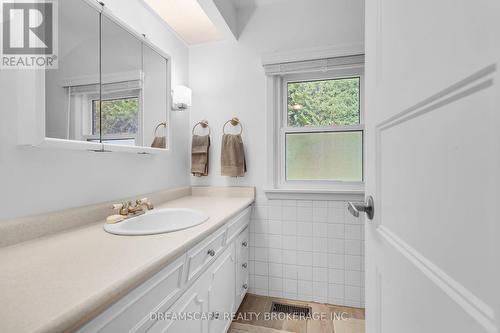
top-left (248, 198), bottom-right (365, 308)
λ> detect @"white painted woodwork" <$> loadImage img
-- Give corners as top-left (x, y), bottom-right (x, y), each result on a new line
top-left (78, 254), bottom-right (186, 333)
top-left (208, 243), bottom-right (236, 333)
top-left (365, 1), bottom-right (499, 332)
top-left (77, 207), bottom-right (251, 333)
top-left (186, 226), bottom-right (227, 282)
top-left (263, 55), bottom-right (366, 197)
top-left (149, 269), bottom-right (211, 333)
top-left (226, 208), bottom-right (251, 245)
top-left (235, 228), bottom-right (249, 308)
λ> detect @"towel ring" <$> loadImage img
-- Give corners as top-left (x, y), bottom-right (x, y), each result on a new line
top-left (154, 122), bottom-right (167, 136)
top-left (192, 120), bottom-right (211, 135)
top-left (223, 117), bottom-right (243, 135)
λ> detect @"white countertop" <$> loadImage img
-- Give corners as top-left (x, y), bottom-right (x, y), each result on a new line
top-left (0, 188), bottom-right (254, 333)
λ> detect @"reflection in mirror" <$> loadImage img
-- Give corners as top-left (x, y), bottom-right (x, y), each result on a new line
top-left (99, 15), bottom-right (143, 146)
top-left (45, 0), bottom-right (100, 141)
top-left (143, 45), bottom-right (168, 149)
top-left (44, 0), bottom-right (170, 150)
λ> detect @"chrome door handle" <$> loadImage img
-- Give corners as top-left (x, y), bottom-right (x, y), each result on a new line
top-left (348, 196), bottom-right (375, 220)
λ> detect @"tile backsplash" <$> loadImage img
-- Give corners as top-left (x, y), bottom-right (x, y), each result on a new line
top-left (248, 198), bottom-right (365, 308)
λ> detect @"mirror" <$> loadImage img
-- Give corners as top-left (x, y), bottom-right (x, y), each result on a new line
top-left (143, 45), bottom-right (169, 149)
top-left (44, 0), bottom-right (170, 150)
top-left (45, 0), bottom-right (100, 141)
top-left (100, 15), bottom-right (143, 146)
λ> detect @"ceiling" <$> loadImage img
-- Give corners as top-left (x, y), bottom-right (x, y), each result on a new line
top-left (143, 0), bottom-right (224, 45)
top-left (142, 0), bottom-right (292, 45)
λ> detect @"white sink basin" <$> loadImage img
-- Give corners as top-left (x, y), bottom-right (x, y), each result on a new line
top-left (104, 208), bottom-right (209, 236)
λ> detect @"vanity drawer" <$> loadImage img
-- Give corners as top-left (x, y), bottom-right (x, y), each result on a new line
top-left (235, 227), bottom-right (249, 262)
top-left (226, 207), bottom-right (251, 245)
top-left (77, 254), bottom-right (186, 333)
top-left (185, 227), bottom-right (226, 282)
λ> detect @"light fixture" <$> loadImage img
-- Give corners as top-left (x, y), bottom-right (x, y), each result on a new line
top-left (172, 85), bottom-right (192, 111)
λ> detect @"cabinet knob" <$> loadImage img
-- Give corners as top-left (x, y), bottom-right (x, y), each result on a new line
top-left (242, 284), bottom-right (248, 290)
top-left (242, 241), bottom-right (248, 247)
top-left (242, 263), bottom-right (248, 268)
top-left (207, 249), bottom-right (216, 257)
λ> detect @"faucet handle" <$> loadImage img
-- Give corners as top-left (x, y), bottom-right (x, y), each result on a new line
top-left (136, 198), bottom-right (154, 210)
top-left (137, 197), bottom-right (149, 204)
top-left (112, 202), bottom-right (130, 215)
top-left (112, 203), bottom-right (124, 210)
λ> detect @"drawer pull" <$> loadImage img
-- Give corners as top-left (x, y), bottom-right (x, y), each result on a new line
top-left (242, 284), bottom-right (248, 290)
top-left (242, 263), bottom-right (248, 269)
top-left (207, 249), bottom-right (216, 257)
top-left (242, 241), bottom-right (248, 247)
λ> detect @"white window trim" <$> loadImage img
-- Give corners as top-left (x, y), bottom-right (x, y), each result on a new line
top-left (264, 55), bottom-right (366, 198)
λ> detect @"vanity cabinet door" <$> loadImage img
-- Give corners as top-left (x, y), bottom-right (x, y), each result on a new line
top-left (207, 244), bottom-right (236, 333)
top-left (149, 274), bottom-right (210, 333)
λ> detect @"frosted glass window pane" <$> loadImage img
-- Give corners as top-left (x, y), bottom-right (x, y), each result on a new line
top-left (286, 132), bottom-right (363, 181)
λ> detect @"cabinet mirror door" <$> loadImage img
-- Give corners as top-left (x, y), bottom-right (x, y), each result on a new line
top-left (44, 0), bottom-right (170, 151)
top-left (45, 0), bottom-right (100, 142)
top-left (99, 15), bottom-right (143, 147)
top-left (142, 45), bottom-right (169, 149)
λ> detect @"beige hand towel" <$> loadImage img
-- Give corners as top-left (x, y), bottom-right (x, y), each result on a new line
top-left (221, 134), bottom-right (247, 177)
top-left (151, 136), bottom-right (166, 149)
top-left (191, 135), bottom-right (210, 176)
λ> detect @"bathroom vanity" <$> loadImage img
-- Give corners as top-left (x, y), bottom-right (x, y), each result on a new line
top-left (0, 187), bottom-right (254, 333)
top-left (79, 207), bottom-right (251, 333)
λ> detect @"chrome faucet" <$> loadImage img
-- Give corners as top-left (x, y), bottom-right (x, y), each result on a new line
top-left (107, 198), bottom-right (154, 224)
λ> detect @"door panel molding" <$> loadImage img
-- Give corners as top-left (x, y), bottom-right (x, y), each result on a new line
top-left (377, 64), bottom-right (495, 132)
top-left (378, 225), bottom-right (497, 333)
top-left (374, 64), bottom-right (496, 230)
top-left (372, 65), bottom-right (497, 333)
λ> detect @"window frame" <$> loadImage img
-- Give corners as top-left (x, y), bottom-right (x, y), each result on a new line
top-left (278, 67), bottom-right (365, 189)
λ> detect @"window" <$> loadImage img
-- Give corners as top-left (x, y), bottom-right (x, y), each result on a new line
top-left (91, 96), bottom-right (140, 145)
top-left (280, 70), bottom-right (364, 186)
top-left (68, 81), bottom-right (142, 145)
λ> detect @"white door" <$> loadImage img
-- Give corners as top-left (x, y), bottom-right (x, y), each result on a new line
top-left (362, 1), bottom-right (500, 332)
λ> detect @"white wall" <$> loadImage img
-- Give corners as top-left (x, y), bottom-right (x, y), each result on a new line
top-left (0, 0), bottom-right (190, 221)
top-left (190, 0), bottom-right (364, 189)
top-left (189, 0), bottom-right (365, 307)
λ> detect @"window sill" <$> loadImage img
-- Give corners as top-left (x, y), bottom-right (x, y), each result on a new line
top-left (263, 186), bottom-right (365, 201)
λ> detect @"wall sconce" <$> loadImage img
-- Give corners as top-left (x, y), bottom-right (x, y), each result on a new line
top-left (172, 85), bottom-right (192, 111)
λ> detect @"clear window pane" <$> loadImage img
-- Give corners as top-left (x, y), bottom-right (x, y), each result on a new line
top-left (92, 97), bottom-right (139, 136)
top-left (286, 131), bottom-right (363, 181)
top-left (287, 78), bottom-right (360, 127)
